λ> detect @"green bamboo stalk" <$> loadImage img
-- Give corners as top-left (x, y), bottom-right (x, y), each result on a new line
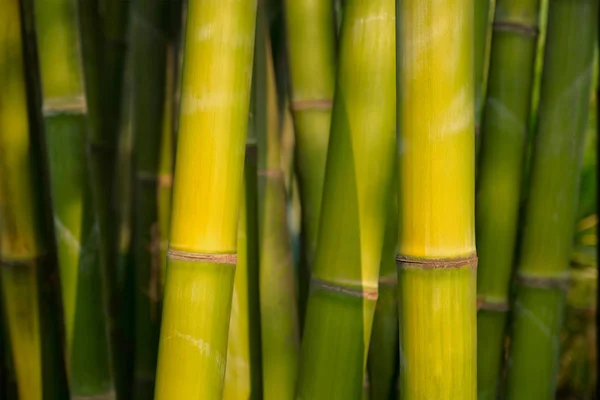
top-left (130, 0), bottom-right (169, 397)
top-left (296, 0), bottom-right (396, 397)
top-left (367, 192), bottom-right (398, 400)
top-left (396, 0), bottom-right (477, 399)
top-left (284, 0), bottom-right (336, 324)
top-left (505, 0), bottom-right (598, 398)
top-left (475, 0), bottom-right (493, 127)
top-left (153, 0), bottom-right (257, 397)
top-left (223, 135), bottom-right (262, 399)
top-left (0, 1), bottom-right (69, 399)
top-left (475, 0), bottom-right (543, 398)
top-left (32, 0), bottom-right (116, 397)
top-left (255, 12), bottom-right (300, 399)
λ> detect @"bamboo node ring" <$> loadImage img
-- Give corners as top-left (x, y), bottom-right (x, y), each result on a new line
top-left (167, 249), bottom-right (237, 265)
top-left (516, 273), bottom-right (570, 290)
top-left (493, 21), bottom-right (539, 37)
top-left (477, 298), bottom-right (510, 312)
top-left (396, 254), bottom-right (478, 269)
top-left (290, 98), bottom-right (333, 111)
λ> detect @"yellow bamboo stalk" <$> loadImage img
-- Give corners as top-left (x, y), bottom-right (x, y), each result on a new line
top-left (153, 0), bottom-right (257, 397)
top-left (396, 0), bottom-right (477, 399)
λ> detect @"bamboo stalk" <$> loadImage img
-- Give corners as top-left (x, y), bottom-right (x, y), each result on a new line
top-left (396, 0), bottom-right (477, 399)
top-left (153, 0), bottom-right (257, 397)
top-left (255, 13), bottom-right (300, 399)
top-left (505, 0), bottom-right (598, 398)
top-left (284, 0), bottom-right (336, 324)
top-left (0, 1), bottom-right (70, 399)
top-left (367, 192), bottom-right (398, 400)
top-left (475, 1), bottom-right (543, 398)
top-left (32, 0), bottom-right (117, 397)
top-left (474, 0), bottom-right (492, 128)
top-left (129, 0), bottom-right (169, 397)
top-left (296, 0), bottom-right (396, 397)
top-left (223, 136), bottom-right (262, 399)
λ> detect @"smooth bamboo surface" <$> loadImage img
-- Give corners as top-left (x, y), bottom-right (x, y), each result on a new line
top-left (154, 0), bottom-right (257, 397)
top-left (475, 0), bottom-right (492, 127)
top-left (506, 0), bottom-right (598, 398)
top-left (33, 0), bottom-right (116, 397)
top-left (296, 0), bottom-right (396, 398)
top-left (256, 16), bottom-right (300, 399)
top-left (396, 0), bottom-right (477, 399)
top-left (475, 1), bottom-right (542, 398)
top-left (284, 0), bottom-right (337, 324)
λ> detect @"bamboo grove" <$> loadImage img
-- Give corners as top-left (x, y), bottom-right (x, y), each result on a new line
top-left (0, 0), bottom-right (598, 399)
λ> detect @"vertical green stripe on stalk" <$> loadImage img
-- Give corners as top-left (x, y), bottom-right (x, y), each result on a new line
top-left (506, 0), bottom-right (598, 398)
top-left (396, 0), bottom-right (477, 398)
top-left (256, 11), bottom-right (300, 399)
top-left (33, 0), bottom-right (116, 397)
top-left (475, 0), bottom-right (542, 398)
top-left (284, 0), bottom-right (336, 324)
top-left (130, 0), bottom-right (168, 397)
top-left (296, 0), bottom-right (396, 398)
top-left (367, 192), bottom-right (398, 400)
top-left (224, 142), bottom-right (262, 399)
top-left (475, 0), bottom-right (492, 128)
top-left (0, 1), bottom-right (45, 399)
top-left (154, 0), bottom-right (257, 398)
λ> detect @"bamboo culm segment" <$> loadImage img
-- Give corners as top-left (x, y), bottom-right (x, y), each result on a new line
top-left (367, 193), bottom-right (398, 400)
top-left (0, 1), bottom-right (48, 399)
top-left (256, 17), bottom-right (300, 398)
top-left (223, 144), bottom-right (262, 400)
top-left (296, 0), bottom-right (396, 398)
top-left (475, 0), bottom-right (542, 398)
top-left (474, 0), bottom-right (492, 128)
top-left (33, 0), bottom-right (117, 396)
top-left (396, 0), bottom-right (477, 398)
top-left (284, 0), bottom-right (337, 325)
top-left (154, 0), bottom-right (257, 398)
top-left (130, 0), bottom-right (169, 397)
top-left (506, 0), bottom-right (598, 398)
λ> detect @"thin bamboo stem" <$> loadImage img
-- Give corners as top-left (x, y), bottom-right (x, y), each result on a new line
top-left (506, 0), bottom-right (598, 398)
top-left (32, 0), bottom-right (116, 397)
top-left (296, 0), bottom-right (396, 398)
top-left (475, 0), bottom-right (543, 398)
top-left (130, 0), bottom-right (169, 397)
top-left (153, 0), bottom-right (257, 397)
top-left (284, 0), bottom-right (336, 324)
top-left (367, 193), bottom-right (398, 400)
top-left (256, 12), bottom-right (300, 399)
top-left (396, 0), bottom-right (477, 398)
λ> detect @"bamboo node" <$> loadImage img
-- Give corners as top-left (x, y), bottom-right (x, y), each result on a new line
top-left (42, 96), bottom-right (88, 115)
top-left (396, 254), bottom-right (478, 269)
top-left (516, 273), bottom-right (570, 290)
top-left (258, 169), bottom-right (284, 179)
top-left (290, 98), bottom-right (333, 111)
top-left (136, 171), bottom-right (173, 187)
top-left (310, 276), bottom-right (378, 300)
top-left (167, 249), bottom-right (237, 265)
top-left (72, 390), bottom-right (116, 400)
top-left (477, 298), bottom-right (509, 312)
top-left (0, 255), bottom-right (44, 268)
top-left (492, 21), bottom-right (539, 37)
top-left (378, 274), bottom-right (398, 286)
